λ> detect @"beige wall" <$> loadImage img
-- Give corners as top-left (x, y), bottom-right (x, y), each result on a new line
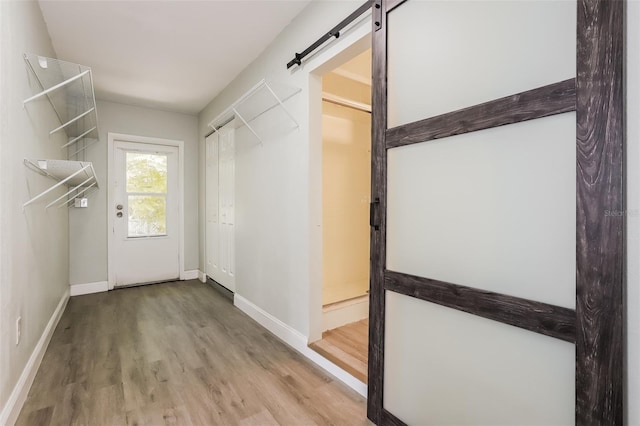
top-left (323, 71), bottom-right (370, 105)
top-left (69, 100), bottom-right (199, 285)
top-left (0, 1), bottom-right (70, 421)
top-left (321, 75), bottom-right (371, 305)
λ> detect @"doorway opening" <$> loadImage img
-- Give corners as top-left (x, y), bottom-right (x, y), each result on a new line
top-left (309, 48), bottom-right (372, 383)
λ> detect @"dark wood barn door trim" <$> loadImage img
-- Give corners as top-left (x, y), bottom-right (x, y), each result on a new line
top-left (575, 0), bottom-right (624, 423)
top-left (367, 0), bottom-right (625, 424)
top-left (366, 0), bottom-right (388, 420)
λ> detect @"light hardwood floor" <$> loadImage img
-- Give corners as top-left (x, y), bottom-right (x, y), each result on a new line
top-left (16, 280), bottom-right (367, 425)
top-left (309, 320), bottom-right (368, 384)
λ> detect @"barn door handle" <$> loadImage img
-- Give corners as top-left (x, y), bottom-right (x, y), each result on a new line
top-left (370, 197), bottom-right (380, 231)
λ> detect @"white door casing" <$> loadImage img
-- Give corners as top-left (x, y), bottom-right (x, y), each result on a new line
top-left (206, 123), bottom-right (235, 291)
top-left (107, 133), bottom-right (185, 289)
top-left (205, 132), bottom-right (220, 279)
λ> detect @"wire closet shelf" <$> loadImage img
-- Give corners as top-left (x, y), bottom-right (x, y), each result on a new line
top-left (22, 54), bottom-right (100, 209)
top-left (23, 53), bottom-right (100, 157)
top-left (23, 159), bottom-right (99, 209)
top-left (208, 79), bottom-right (301, 144)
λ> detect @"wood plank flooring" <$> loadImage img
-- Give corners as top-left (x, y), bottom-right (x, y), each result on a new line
top-left (309, 320), bottom-right (368, 384)
top-left (16, 280), bottom-right (367, 425)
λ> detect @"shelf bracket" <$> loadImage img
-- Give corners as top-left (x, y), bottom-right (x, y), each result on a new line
top-left (232, 107), bottom-right (263, 144)
top-left (264, 82), bottom-right (299, 129)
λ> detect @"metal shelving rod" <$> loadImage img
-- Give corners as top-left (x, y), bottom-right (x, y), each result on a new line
top-left (232, 107), bottom-right (263, 144)
top-left (50, 107), bottom-right (95, 135)
top-left (207, 79), bottom-right (266, 129)
top-left (23, 164), bottom-right (91, 208)
top-left (322, 92), bottom-right (372, 113)
top-left (69, 139), bottom-right (98, 157)
top-left (23, 70), bottom-right (90, 105)
top-left (61, 126), bottom-right (97, 149)
top-left (59, 182), bottom-right (96, 208)
top-left (208, 79), bottom-right (300, 143)
top-left (264, 82), bottom-right (299, 128)
top-left (45, 176), bottom-right (94, 209)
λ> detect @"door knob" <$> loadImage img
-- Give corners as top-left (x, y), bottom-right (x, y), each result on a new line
top-left (116, 212), bottom-right (123, 218)
top-left (116, 204), bottom-right (123, 210)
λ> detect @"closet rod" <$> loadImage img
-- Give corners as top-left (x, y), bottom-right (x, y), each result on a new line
top-left (286, 0), bottom-right (373, 69)
top-left (322, 92), bottom-right (371, 113)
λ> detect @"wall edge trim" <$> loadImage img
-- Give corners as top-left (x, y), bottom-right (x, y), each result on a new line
top-left (233, 294), bottom-right (367, 397)
top-left (70, 281), bottom-right (108, 296)
top-left (183, 270), bottom-right (199, 280)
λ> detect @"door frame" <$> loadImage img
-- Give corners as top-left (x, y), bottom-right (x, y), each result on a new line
top-left (107, 132), bottom-right (186, 290)
top-left (204, 131), bottom-right (219, 282)
top-left (367, 0), bottom-right (624, 424)
top-left (307, 22), bottom-right (373, 344)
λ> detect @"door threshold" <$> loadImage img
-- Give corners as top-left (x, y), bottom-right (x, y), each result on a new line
top-left (308, 319), bottom-right (369, 384)
top-left (113, 278), bottom-right (179, 290)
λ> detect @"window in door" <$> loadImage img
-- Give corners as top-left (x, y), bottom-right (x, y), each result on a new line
top-left (125, 152), bottom-right (168, 238)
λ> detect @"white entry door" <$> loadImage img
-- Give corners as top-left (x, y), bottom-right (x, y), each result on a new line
top-left (112, 140), bottom-right (179, 287)
top-left (205, 122), bottom-right (235, 291)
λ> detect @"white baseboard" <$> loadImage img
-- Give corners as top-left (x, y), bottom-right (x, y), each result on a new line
top-left (0, 289), bottom-right (69, 426)
top-left (234, 295), bottom-right (367, 398)
top-left (198, 270), bottom-right (206, 283)
top-left (323, 295), bottom-right (369, 331)
top-left (70, 281), bottom-right (108, 296)
top-left (183, 270), bottom-right (199, 280)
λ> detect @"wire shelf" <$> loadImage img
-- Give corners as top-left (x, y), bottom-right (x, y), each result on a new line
top-left (208, 80), bottom-right (300, 144)
top-left (23, 159), bottom-right (99, 209)
top-left (23, 54), bottom-right (99, 155)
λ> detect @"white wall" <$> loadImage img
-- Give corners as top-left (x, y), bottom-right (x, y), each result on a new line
top-left (69, 100), bottom-right (199, 285)
top-left (198, 0), bottom-right (371, 340)
top-left (0, 0), bottom-right (69, 419)
top-left (626, 1), bottom-right (639, 424)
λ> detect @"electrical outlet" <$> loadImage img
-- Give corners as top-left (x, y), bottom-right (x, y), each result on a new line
top-left (16, 316), bottom-right (22, 345)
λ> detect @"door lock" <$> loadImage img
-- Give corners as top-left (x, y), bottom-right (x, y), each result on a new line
top-left (116, 204), bottom-right (123, 210)
top-left (116, 212), bottom-right (123, 218)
